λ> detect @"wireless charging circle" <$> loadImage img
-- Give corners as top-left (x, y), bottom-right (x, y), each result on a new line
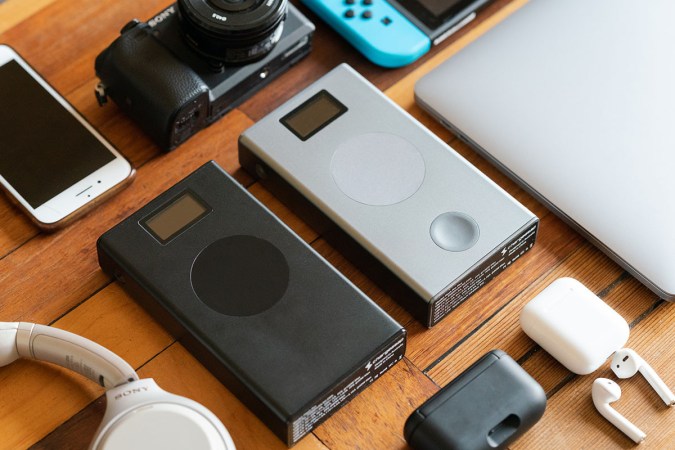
top-left (330, 133), bottom-right (425, 206)
top-left (191, 235), bottom-right (289, 316)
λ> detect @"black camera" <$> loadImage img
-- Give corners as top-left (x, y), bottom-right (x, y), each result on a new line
top-left (94, 1), bottom-right (314, 151)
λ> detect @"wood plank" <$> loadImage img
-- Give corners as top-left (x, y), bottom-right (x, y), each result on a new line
top-left (30, 397), bottom-right (107, 450)
top-left (0, 195), bottom-right (33, 258)
top-left (0, 0), bottom-right (170, 93)
top-left (313, 358), bottom-right (439, 449)
top-left (0, 0), bottom-right (58, 34)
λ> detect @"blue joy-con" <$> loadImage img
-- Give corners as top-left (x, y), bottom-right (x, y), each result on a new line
top-left (302, 0), bottom-right (431, 68)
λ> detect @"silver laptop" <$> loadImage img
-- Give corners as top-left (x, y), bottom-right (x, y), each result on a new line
top-left (415, 0), bottom-right (675, 299)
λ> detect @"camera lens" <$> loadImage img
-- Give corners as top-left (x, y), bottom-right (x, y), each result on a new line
top-left (213, 0), bottom-right (248, 7)
top-left (177, 0), bottom-right (287, 63)
top-left (209, 0), bottom-right (257, 12)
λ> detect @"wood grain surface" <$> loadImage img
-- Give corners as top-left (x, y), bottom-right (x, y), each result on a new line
top-left (1, 0), bottom-right (673, 449)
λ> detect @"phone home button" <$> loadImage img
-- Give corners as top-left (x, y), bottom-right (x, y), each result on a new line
top-left (191, 235), bottom-right (289, 316)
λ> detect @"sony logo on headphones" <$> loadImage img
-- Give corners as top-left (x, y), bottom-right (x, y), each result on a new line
top-left (114, 386), bottom-right (149, 400)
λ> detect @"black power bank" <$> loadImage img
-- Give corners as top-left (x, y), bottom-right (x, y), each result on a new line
top-left (97, 161), bottom-right (406, 446)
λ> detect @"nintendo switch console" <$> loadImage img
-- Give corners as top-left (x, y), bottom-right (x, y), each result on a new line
top-left (239, 64), bottom-right (538, 327)
top-left (301, 0), bottom-right (491, 67)
top-left (97, 162), bottom-right (406, 446)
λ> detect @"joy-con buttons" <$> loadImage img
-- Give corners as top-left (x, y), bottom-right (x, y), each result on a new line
top-left (302, 0), bottom-right (431, 67)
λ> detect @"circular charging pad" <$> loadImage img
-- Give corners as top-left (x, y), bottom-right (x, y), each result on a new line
top-left (430, 212), bottom-right (480, 252)
top-left (97, 403), bottom-right (229, 450)
top-left (330, 133), bottom-right (425, 206)
top-left (191, 236), bottom-right (289, 316)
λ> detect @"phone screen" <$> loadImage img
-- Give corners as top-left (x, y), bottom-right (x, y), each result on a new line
top-left (0, 59), bottom-right (115, 208)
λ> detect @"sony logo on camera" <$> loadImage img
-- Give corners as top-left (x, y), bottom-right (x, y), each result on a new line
top-left (148, 6), bottom-right (176, 28)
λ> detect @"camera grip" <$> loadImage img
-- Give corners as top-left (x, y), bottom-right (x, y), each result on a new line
top-left (95, 23), bottom-right (209, 150)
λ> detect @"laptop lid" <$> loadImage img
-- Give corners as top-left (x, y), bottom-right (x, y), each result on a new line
top-left (415, 0), bottom-right (675, 299)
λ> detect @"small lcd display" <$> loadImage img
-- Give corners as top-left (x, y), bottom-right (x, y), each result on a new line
top-left (0, 59), bottom-right (116, 208)
top-left (143, 191), bottom-right (211, 243)
top-left (280, 90), bottom-right (347, 141)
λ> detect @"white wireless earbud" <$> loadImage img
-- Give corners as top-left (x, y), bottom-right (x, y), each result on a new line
top-left (0, 322), bottom-right (236, 450)
top-left (592, 378), bottom-right (646, 444)
top-left (611, 348), bottom-right (675, 407)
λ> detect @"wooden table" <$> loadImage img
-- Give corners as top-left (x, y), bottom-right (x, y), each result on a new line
top-left (1, 0), bottom-right (673, 448)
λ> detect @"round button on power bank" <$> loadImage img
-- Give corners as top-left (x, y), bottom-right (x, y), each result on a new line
top-left (430, 212), bottom-right (479, 252)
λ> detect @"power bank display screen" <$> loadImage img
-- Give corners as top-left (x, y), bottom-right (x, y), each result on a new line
top-left (280, 90), bottom-right (347, 141)
top-left (397, 0), bottom-right (481, 29)
top-left (0, 60), bottom-right (115, 208)
top-left (142, 191), bottom-right (211, 243)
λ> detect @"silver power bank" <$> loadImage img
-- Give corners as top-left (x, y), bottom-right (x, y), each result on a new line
top-left (239, 64), bottom-right (538, 327)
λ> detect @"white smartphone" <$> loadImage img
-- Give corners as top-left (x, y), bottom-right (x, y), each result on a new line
top-left (0, 44), bottom-right (134, 230)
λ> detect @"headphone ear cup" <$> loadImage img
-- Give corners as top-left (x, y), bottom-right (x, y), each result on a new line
top-left (91, 378), bottom-right (235, 450)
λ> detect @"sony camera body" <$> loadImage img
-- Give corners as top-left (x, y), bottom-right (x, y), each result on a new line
top-left (95, 1), bottom-right (314, 151)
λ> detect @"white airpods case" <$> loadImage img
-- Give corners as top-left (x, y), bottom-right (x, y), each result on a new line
top-left (520, 278), bottom-right (629, 375)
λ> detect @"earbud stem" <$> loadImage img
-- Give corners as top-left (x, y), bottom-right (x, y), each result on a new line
top-left (640, 365), bottom-right (675, 406)
top-left (614, 413), bottom-right (647, 444)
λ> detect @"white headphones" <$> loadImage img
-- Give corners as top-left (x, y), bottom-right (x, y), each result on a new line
top-left (592, 348), bottom-right (674, 444)
top-left (0, 322), bottom-right (236, 450)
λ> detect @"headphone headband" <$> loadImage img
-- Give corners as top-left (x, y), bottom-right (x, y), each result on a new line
top-left (1, 321), bottom-right (138, 388)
